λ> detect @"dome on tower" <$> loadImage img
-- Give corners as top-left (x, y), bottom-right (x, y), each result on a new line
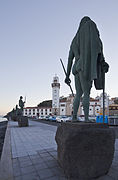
top-left (53, 74), bottom-right (59, 83)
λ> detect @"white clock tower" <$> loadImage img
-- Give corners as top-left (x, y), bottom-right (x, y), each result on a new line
top-left (51, 75), bottom-right (60, 115)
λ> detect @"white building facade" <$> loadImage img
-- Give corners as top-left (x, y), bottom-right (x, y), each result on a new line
top-left (59, 97), bottom-right (67, 116)
top-left (99, 93), bottom-right (109, 108)
top-left (23, 107), bottom-right (52, 117)
top-left (80, 99), bottom-right (100, 117)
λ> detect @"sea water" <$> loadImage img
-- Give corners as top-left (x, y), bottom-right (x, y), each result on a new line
top-left (0, 117), bottom-right (8, 122)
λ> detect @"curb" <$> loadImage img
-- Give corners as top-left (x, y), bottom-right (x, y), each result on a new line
top-left (0, 122), bottom-right (13, 180)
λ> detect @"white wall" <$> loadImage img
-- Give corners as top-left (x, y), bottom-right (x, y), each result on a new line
top-left (60, 102), bottom-right (66, 116)
top-left (23, 108), bottom-right (52, 117)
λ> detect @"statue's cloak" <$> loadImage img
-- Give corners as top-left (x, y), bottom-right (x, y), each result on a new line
top-left (76, 18), bottom-right (103, 83)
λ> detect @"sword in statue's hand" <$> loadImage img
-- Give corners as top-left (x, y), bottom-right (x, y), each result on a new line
top-left (60, 58), bottom-right (74, 97)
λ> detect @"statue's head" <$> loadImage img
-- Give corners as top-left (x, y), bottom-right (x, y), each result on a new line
top-left (80, 16), bottom-right (91, 27)
top-left (20, 96), bottom-right (23, 99)
top-left (76, 16), bottom-right (91, 34)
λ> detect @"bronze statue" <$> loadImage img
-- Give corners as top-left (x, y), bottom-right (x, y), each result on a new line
top-left (15, 105), bottom-right (18, 116)
top-left (65, 16), bottom-right (109, 122)
top-left (19, 96), bottom-right (25, 112)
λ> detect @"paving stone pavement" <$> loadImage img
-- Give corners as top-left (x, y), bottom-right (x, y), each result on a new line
top-left (4, 120), bottom-right (118, 180)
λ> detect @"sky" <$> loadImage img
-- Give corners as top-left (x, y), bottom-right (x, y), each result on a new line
top-left (0, 0), bottom-right (118, 115)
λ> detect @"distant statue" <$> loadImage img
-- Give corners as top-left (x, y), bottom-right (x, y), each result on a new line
top-left (19, 96), bottom-right (25, 113)
top-left (15, 105), bottom-right (18, 116)
top-left (12, 108), bottom-right (15, 116)
top-left (65, 16), bottom-right (109, 122)
top-left (15, 104), bottom-right (21, 116)
top-left (10, 108), bottom-right (15, 119)
top-left (15, 105), bottom-right (18, 110)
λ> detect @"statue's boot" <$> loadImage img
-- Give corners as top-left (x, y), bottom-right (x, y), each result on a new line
top-left (72, 115), bottom-right (78, 122)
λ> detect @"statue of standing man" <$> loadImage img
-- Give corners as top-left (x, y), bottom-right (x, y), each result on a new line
top-left (19, 96), bottom-right (25, 115)
top-left (65, 16), bottom-right (109, 122)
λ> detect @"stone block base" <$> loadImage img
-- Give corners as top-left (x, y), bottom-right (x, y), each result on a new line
top-left (55, 122), bottom-right (115, 180)
top-left (11, 116), bottom-right (17, 121)
top-left (18, 116), bottom-right (29, 127)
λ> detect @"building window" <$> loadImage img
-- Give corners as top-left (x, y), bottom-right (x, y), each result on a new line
top-left (61, 104), bottom-right (65, 107)
top-left (50, 109), bottom-right (51, 112)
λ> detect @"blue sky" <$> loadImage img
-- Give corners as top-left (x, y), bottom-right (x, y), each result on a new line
top-left (0, 0), bottom-right (118, 115)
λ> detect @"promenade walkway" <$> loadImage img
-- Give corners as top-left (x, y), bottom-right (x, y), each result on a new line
top-left (0, 120), bottom-right (118, 180)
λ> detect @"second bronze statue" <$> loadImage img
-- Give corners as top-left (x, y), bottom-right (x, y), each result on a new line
top-left (65, 16), bottom-right (109, 122)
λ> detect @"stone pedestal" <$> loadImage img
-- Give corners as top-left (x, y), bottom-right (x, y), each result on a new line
top-left (55, 122), bottom-right (115, 180)
top-left (11, 115), bottom-right (17, 121)
top-left (18, 116), bottom-right (29, 127)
